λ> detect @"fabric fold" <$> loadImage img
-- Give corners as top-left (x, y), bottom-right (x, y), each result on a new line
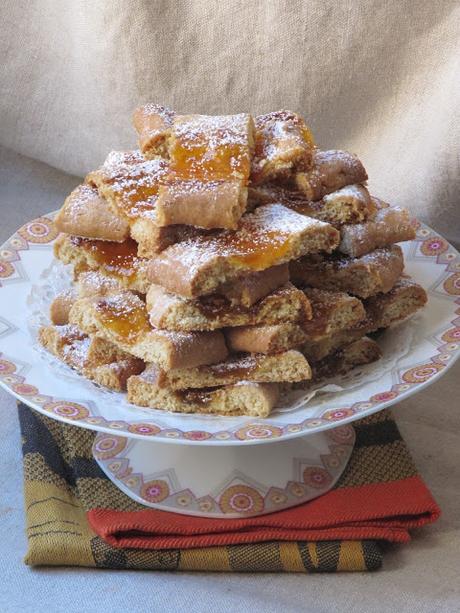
top-left (88, 476), bottom-right (440, 550)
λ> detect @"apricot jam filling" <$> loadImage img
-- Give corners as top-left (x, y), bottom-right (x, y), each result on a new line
top-left (169, 116), bottom-right (252, 182)
top-left (73, 237), bottom-right (140, 279)
top-left (95, 295), bottom-right (149, 343)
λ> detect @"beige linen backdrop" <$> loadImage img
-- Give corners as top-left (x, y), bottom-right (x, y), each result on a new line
top-left (0, 0), bottom-right (459, 243)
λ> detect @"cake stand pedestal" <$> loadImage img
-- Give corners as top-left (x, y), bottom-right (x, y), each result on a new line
top-left (92, 424), bottom-right (355, 518)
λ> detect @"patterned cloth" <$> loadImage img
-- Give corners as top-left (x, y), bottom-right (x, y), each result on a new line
top-left (19, 403), bottom-right (440, 572)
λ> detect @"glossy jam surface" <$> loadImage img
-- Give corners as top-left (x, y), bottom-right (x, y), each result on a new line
top-left (175, 204), bottom-right (321, 274)
top-left (169, 115), bottom-right (252, 182)
top-left (113, 184), bottom-right (162, 218)
top-left (226, 231), bottom-right (292, 269)
top-left (95, 295), bottom-right (150, 343)
top-left (73, 237), bottom-right (139, 278)
top-left (220, 204), bottom-right (306, 269)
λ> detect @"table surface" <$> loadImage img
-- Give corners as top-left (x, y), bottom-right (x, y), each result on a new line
top-left (0, 145), bottom-right (459, 613)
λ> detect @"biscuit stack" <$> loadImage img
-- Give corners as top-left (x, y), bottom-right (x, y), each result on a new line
top-left (39, 106), bottom-right (426, 417)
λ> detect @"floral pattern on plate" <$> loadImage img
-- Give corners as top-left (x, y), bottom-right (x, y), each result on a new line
top-left (92, 426), bottom-right (355, 517)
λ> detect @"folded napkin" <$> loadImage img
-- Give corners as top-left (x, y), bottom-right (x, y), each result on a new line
top-left (19, 402), bottom-right (440, 572)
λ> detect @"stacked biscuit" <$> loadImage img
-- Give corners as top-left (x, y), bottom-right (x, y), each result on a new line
top-left (39, 106), bottom-right (426, 417)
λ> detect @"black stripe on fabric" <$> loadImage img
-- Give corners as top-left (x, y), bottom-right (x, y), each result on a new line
top-left (297, 542), bottom-right (315, 572)
top-left (91, 536), bottom-right (128, 569)
top-left (19, 403), bottom-right (72, 481)
top-left (316, 541), bottom-right (341, 572)
top-left (361, 540), bottom-right (383, 571)
top-left (353, 419), bottom-right (401, 448)
top-left (18, 403), bottom-right (108, 484)
top-left (71, 457), bottom-right (108, 480)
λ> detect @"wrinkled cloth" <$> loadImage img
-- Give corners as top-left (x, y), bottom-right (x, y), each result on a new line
top-left (19, 404), bottom-right (439, 571)
top-left (0, 0), bottom-right (459, 243)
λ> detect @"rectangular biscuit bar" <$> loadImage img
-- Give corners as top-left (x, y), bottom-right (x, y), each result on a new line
top-left (224, 323), bottom-right (308, 354)
top-left (301, 288), bottom-right (366, 339)
top-left (290, 245), bottom-right (405, 298)
top-left (132, 104), bottom-right (175, 158)
top-left (135, 111), bottom-right (255, 229)
top-left (55, 184), bottom-right (130, 243)
top-left (155, 350), bottom-right (311, 390)
top-left (364, 277), bottom-right (427, 328)
top-left (310, 337), bottom-right (382, 382)
top-left (127, 367), bottom-right (280, 417)
top-left (338, 200), bottom-right (415, 257)
top-left (146, 282), bottom-right (312, 331)
top-left (38, 324), bottom-right (144, 391)
top-left (318, 185), bottom-right (375, 224)
top-left (295, 150), bottom-right (368, 201)
top-left (54, 234), bottom-right (150, 295)
top-left (251, 111), bottom-right (314, 185)
top-left (217, 263), bottom-right (289, 307)
top-left (68, 292), bottom-right (229, 369)
top-left (249, 183), bottom-right (375, 226)
top-left (155, 179), bottom-right (248, 229)
top-left (148, 203), bottom-right (340, 297)
top-left (135, 108), bottom-right (254, 184)
top-left (300, 278), bottom-right (427, 361)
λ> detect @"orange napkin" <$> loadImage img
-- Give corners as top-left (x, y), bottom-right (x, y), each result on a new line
top-left (88, 475), bottom-right (439, 550)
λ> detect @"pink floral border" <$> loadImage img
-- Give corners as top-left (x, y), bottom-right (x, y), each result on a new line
top-left (92, 425), bottom-right (355, 517)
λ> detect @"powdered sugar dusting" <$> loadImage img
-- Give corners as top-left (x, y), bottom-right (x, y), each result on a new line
top-left (323, 184), bottom-right (365, 202)
top-left (90, 150), bottom-right (169, 219)
top-left (174, 114), bottom-right (251, 149)
top-left (65, 184), bottom-right (101, 218)
top-left (138, 103), bottom-right (175, 124)
top-left (154, 203), bottom-right (330, 275)
top-left (63, 336), bottom-right (92, 369)
top-left (254, 110), bottom-right (311, 162)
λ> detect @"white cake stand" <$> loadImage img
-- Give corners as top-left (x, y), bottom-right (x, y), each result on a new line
top-left (91, 424), bottom-right (355, 518)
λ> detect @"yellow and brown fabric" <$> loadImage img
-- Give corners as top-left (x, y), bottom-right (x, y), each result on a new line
top-left (19, 403), bottom-right (439, 572)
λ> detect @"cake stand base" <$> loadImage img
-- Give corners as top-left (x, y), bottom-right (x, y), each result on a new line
top-left (92, 423), bottom-right (355, 518)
